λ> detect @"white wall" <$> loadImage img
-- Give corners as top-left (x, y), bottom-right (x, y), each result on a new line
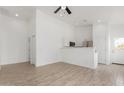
top-left (93, 23), bottom-right (109, 64)
top-left (74, 25), bottom-right (93, 46)
top-left (109, 24), bottom-right (124, 64)
top-left (36, 9), bottom-right (74, 66)
top-left (0, 15), bottom-right (29, 65)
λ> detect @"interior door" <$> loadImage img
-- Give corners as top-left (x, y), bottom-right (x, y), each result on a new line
top-left (29, 34), bottom-right (36, 65)
top-left (93, 24), bottom-right (107, 64)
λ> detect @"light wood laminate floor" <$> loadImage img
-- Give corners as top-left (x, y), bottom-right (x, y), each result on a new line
top-left (0, 62), bottom-right (124, 86)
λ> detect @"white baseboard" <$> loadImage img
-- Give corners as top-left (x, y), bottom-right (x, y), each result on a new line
top-left (1, 57), bottom-right (29, 65)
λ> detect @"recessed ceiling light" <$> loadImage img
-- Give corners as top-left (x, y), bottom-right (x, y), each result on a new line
top-left (97, 20), bottom-right (101, 23)
top-left (15, 13), bottom-right (19, 17)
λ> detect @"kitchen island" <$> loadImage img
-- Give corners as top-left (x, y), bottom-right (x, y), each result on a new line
top-left (60, 47), bottom-right (98, 69)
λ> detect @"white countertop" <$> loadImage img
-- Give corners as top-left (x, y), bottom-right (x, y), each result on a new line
top-left (61, 46), bottom-right (94, 49)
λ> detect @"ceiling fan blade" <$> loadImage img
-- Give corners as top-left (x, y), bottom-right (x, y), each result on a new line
top-left (54, 6), bottom-right (61, 13)
top-left (65, 7), bottom-right (72, 14)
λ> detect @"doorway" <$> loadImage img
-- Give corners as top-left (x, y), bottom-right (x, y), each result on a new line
top-left (109, 24), bottom-right (124, 64)
top-left (111, 38), bottom-right (124, 64)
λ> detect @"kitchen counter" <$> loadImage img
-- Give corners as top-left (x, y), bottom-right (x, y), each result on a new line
top-left (60, 47), bottom-right (98, 69)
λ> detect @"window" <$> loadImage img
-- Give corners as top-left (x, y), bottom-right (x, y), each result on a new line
top-left (114, 38), bottom-right (124, 49)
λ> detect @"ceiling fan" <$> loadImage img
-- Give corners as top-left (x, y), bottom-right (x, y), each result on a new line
top-left (54, 6), bottom-right (72, 15)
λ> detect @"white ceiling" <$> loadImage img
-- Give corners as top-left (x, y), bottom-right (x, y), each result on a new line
top-left (0, 6), bottom-right (34, 21)
top-left (38, 6), bottom-right (124, 25)
top-left (1, 6), bottom-right (124, 25)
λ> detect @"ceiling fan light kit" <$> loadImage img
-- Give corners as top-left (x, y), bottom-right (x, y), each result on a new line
top-left (54, 6), bottom-right (72, 16)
